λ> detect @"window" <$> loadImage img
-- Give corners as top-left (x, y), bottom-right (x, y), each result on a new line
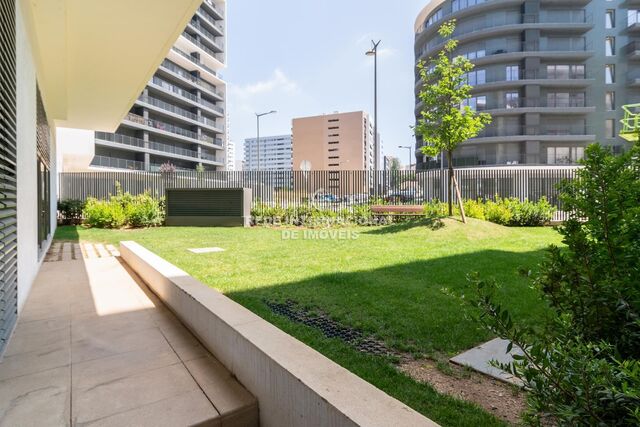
top-left (424, 8), bottom-right (442, 29)
top-left (605, 65), bottom-right (615, 83)
top-left (464, 69), bottom-right (486, 85)
top-left (462, 96), bottom-right (487, 111)
top-left (629, 10), bottom-right (640, 26)
top-left (506, 65), bottom-right (519, 81)
top-left (606, 10), bottom-right (615, 28)
top-left (547, 147), bottom-right (585, 164)
top-left (505, 92), bottom-right (519, 109)
top-left (606, 119), bottom-right (615, 138)
top-left (547, 64), bottom-right (585, 80)
top-left (605, 37), bottom-right (615, 56)
top-left (452, 0), bottom-right (487, 12)
top-left (606, 92), bottom-right (615, 110)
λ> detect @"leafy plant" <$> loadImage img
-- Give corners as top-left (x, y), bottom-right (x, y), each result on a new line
top-left (57, 199), bottom-right (85, 225)
top-left (82, 183), bottom-right (164, 228)
top-left (468, 143), bottom-right (640, 425)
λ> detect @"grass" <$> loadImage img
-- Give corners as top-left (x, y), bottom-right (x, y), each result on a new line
top-left (56, 219), bottom-right (562, 426)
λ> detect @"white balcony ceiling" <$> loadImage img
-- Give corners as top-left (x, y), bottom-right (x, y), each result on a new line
top-left (19, 0), bottom-right (203, 131)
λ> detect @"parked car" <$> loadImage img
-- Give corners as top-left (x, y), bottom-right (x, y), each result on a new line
top-left (313, 193), bottom-right (338, 203)
top-left (385, 190), bottom-right (418, 204)
top-left (345, 193), bottom-right (370, 204)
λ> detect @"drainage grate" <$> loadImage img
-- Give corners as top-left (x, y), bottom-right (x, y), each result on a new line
top-left (265, 300), bottom-right (397, 357)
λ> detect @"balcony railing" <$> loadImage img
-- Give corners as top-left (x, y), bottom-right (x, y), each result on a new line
top-left (421, 153), bottom-right (582, 169)
top-left (419, 38), bottom-right (592, 61)
top-left (95, 132), bottom-right (145, 148)
top-left (417, 6), bottom-right (590, 35)
top-left (188, 20), bottom-right (224, 50)
top-left (474, 97), bottom-right (588, 111)
top-left (181, 31), bottom-right (224, 62)
top-left (91, 155), bottom-right (145, 171)
top-left (149, 141), bottom-right (198, 159)
top-left (171, 47), bottom-right (222, 79)
top-left (475, 125), bottom-right (594, 138)
top-left (125, 112), bottom-right (199, 141)
top-left (138, 96), bottom-right (223, 130)
top-left (160, 60), bottom-right (223, 98)
top-left (150, 77), bottom-right (224, 116)
top-left (200, 152), bottom-right (220, 162)
top-left (195, 8), bottom-right (224, 34)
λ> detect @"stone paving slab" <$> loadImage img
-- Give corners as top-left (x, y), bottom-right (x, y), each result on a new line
top-left (0, 247), bottom-right (257, 426)
top-left (450, 338), bottom-right (524, 386)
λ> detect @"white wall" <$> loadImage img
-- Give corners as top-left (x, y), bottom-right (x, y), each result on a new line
top-left (15, 1), bottom-right (55, 312)
top-left (56, 127), bottom-right (94, 172)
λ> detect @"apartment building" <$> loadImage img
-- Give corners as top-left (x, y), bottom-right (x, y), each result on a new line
top-left (244, 134), bottom-right (293, 171)
top-left (292, 111), bottom-right (378, 171)
top-left (414, 0), bottom-right (629, 169)
top-left (60, 0), bottom-right (227, 172)
top-left (226, 138), bottom-right (236, 170)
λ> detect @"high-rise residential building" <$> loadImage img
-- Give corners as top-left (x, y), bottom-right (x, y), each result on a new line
top-left (414, 0), bottom-right (628, 170)
top-left (61, 0), bottom-right (227, 172)
top-left (292, 111), bottom-right (378, 171)
top-left (244, 134), bottom-right (293, 171)
top-left (226, 138), bottom-right (236, 170)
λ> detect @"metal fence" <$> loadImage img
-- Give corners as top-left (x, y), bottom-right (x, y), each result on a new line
top-left (59, 167), bottom-right (579, 221)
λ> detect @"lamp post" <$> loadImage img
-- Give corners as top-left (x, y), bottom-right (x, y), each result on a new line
top-left (255, 110), bottom-right (277, 171)
top-left (399, 145), bottom-right (413, 170)
top-left (366, 40), bottom-right (381, 195)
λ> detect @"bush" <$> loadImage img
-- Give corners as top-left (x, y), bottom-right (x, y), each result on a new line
top-left (83, 198), bottom-right (126, 229)
top-left (82, 183), bottom-right (164, 229)
top-left (462, 199), bottom-right (485, 220)
top-left (58, 199), bottom-right (85, 225)
top-left (469, 143), bottom-right (640, 425)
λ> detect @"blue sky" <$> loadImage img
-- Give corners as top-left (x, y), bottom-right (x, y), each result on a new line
top-left (225, 0), bottom-right (427, 166)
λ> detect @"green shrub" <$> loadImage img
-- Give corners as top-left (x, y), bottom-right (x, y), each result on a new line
top-left (423, 200), bottom-right (449, 217)
top-left (483, 199), bottom-right (513, 225)
top-left (463, 199), bottom-right (485, 220)
top-left (82, 183), bottom-right (164, 229)
top-left (57, 199), bottom-right (85, 225)
top-left (83, 198), bottom-right (126, 229)
top-left (124, 193), bottom-right (164, 227)
top-left (469, 143), bottom-right (640, 425)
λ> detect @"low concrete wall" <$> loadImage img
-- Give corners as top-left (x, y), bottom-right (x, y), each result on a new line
top-left (120, 241), bottom-right (438, 427)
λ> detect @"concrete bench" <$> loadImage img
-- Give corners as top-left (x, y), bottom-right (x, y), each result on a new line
top-left (371, 205), bottom-right (425, 219)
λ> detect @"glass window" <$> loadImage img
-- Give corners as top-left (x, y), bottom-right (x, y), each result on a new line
top-left (506, 65), bottom-right (519, 81)
top-left (629, 10), bottom-right (640, 26)
top-left (605, 65), bottom-right (615, 84)
top-left (606, 92), bottom-right (615, 110)
top-left (605, 119), bottom-right (615, 138)
top-left (505, 92), bottom-right (519, 109)
top-left (606, 10), bottom-right (615, 28)
top-left (606, 37), bottom-right (615, 56)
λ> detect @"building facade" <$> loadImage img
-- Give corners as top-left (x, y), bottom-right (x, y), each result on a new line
top-left (62, 0), bottom-right (227, 172)
top-left (292, 111), bottom-right (378, 171)
top-left (244, 134), bottom-right (293, 171)
top-left (414, 0), bottom-right (629, 170)
top-left (226, 138), bottom-right (236, 170)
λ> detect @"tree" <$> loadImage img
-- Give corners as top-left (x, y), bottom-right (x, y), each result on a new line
top-left (414, 20), bottom-right (492, 219)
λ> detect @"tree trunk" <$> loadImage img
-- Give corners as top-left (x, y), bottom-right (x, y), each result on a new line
top-left (447, 150), bottom-right (454, 216)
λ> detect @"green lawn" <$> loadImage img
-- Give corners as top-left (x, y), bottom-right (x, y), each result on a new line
top-left (56, 219), bottom-right (561, 426)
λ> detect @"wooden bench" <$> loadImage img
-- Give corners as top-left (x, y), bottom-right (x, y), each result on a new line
top-left (371, 205), bottom-right (425, 220)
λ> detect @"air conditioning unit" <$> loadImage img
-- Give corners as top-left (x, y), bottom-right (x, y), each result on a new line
top-left (165, 188), bottom-right (251, 227)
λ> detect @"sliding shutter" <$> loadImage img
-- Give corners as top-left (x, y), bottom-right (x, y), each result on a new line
top-left (0, 0), bottom-right (18, 353)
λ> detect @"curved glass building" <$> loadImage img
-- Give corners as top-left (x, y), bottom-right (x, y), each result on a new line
top-left (414, 0), bottom-right (629, 169)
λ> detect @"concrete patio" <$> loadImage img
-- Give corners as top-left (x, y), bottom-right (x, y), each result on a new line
top-left (0, 242), bottom-right (257, 426)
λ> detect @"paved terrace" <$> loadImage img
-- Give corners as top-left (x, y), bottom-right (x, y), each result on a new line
top-left (0, 242), bottom-right (257, 426)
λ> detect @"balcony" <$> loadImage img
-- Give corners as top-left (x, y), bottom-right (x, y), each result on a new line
top-left (202, 0), bottom-right (224, 20)
top-left (195, 8), bottom-right (224, 36)
top-left (472, 125), bottom-right (595, 142)
top-left (90, 155), bottom-right (145, 171)
top-left (188, 20), bottom-right (224, 52)
top-left (625, 41), bottom-right (640, 60)
top-left (124, 112), bottom-right (222, 147)
top-left (478, 97), bottom-right (593, 114)
top-left (421, 152), bottom-right (582, 169)
top-left (159, 59), bottom-right (223, 100)
top-left (180, 31), bottom-right (224, 63)
top-left (171, 47), bottom-right (222, 79)
top-left (149, 76), bottom-right (223, 116)
top-left (628, 71), bottom-right (640, 87)
top-left (136, 95), bottom-right (223, 132)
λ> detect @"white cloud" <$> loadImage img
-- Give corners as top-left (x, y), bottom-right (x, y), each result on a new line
top-left (230, 69), bottom-right (298, 99)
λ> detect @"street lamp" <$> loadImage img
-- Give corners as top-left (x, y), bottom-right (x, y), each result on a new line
top-left (255, 110), bottom-right (277, 171)
top-left (399, 145), bottom-right (413, 170)
top-left (365, 40), bottom-right (381, 173)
